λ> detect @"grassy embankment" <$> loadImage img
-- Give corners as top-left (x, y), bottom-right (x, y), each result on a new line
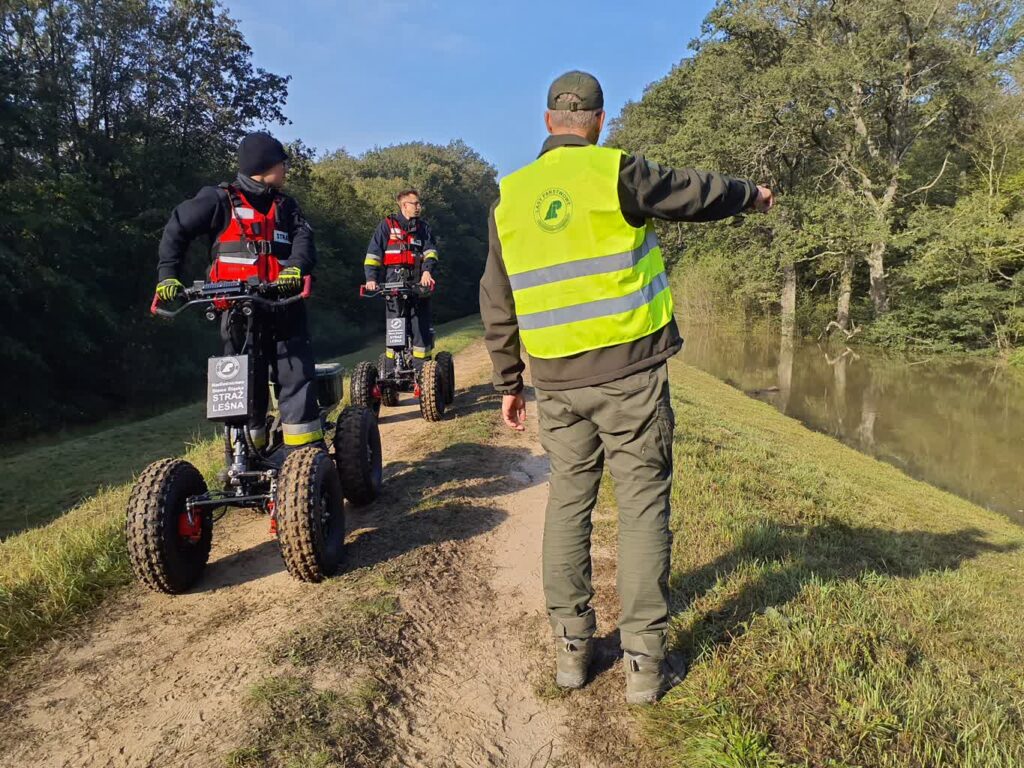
top-left (641, 358), bottom-right (1024, 768)
top-left (0, 316), bottom-right (484, 670)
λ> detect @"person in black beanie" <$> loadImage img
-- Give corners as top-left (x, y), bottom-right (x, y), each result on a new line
top-left (155, 131), bottom-right (326, 467)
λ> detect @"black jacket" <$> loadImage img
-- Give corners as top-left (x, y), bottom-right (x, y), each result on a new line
top-left (157, 173), bottom-right (316, 282)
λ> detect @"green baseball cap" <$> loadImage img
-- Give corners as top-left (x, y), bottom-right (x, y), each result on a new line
top-left (547, 70), bottom-right (604, 111)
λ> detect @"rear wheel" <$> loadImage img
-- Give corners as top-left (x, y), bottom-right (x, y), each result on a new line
top-left (126, 459), bottom-right (212, 594)
top-left (419, 360), bottom-right (446, 422)
top-left (436, 351), bottom-right (455, 405)
top-left (335, 405), bottom-right (383, 506)
top-left (351, 361), bottom-right (381, 416)
top-left (276, 447), bottom-right (346, 582)
top-left (377, 354), bottom-right (400, 407)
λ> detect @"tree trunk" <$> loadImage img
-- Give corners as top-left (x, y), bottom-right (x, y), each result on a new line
top-left (865, 241), bottom-right (889, 316)
top-left (780, 261), bottom-right (797, 338)
top-left (837, 256), bottom-right (854, 330)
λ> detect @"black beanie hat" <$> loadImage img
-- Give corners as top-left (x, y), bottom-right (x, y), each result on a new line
top-left (238, 132), bottom-right (289, 176)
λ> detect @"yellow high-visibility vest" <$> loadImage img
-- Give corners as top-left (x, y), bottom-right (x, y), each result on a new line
top-left (495, 144), bottom-right (673, 359)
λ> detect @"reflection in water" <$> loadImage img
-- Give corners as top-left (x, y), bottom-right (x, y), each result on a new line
top-left (681, 326), bottom-right (1024, 525)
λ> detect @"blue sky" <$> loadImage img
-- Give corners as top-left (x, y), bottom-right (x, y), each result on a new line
top-left (226, 0), bottom-right (717, 177)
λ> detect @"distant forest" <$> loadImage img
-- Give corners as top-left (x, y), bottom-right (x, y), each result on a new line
top-left (5, 0), bottom-right (1022, 436)
top-left (0, 0), bottom-right (497, 434)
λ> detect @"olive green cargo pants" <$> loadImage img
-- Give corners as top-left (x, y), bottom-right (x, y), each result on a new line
top-left (536, 364), bottom-right (675, 659)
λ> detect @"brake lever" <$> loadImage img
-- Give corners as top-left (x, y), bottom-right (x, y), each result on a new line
top-left (150, 296), bottom-right (203, 318)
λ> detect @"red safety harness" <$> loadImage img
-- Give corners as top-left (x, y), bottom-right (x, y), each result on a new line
top-left (383, 216), bottom-right (423, 268)
top-left (209, 185), bottom-right (289, 282)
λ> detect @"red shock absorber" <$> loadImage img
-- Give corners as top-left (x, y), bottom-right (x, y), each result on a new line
top-left (178, 510), bottom-right (203, 543)
top-left (267, 499), bottom-right (278, 538)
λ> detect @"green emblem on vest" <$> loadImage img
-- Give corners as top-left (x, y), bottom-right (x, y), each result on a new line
top-left (534, 188), bottom-right (573, 233)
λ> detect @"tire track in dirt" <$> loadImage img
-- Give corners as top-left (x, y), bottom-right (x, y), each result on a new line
top-left (383, 399), bottom-right (577, 768)
top-left (1, 340), bottom-right (651, 768)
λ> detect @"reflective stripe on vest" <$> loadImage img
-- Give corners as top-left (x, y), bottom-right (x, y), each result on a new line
top-left (494, 145), bottom-right (674, 359)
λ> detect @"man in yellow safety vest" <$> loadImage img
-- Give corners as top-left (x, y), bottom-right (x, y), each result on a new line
top-left (480, 70), bottom-right (773, 703)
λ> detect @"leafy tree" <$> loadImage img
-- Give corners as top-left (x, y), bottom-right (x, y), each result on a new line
top-left (610, 0), bottom-right (1024, 351)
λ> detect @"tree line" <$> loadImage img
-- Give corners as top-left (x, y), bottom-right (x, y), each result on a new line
top-left (610, 0), bottom-right (1024, 358)
top-left (1, 0), bottom-right (496, 436)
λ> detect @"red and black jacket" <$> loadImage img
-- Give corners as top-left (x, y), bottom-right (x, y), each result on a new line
top-left (157, 174), bottom-right (316, 282)
top-left (364, 213), bottom-right (436, 283)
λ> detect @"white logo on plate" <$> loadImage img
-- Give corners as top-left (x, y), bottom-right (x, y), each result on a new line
top-left (215, 359), bottom-right (240, 380)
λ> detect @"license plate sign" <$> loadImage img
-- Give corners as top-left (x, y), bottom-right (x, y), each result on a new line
top-left (207, 355), bottom-right (249, 420)
top-left (386, 317), bottom-right (407, 347)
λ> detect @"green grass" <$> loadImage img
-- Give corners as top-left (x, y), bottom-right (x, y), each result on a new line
top-left (643, 359), bottom-right (1024, 768)
top-left (0, 316), bottom-right (482, 670)
top-left (225, 584), bottom-right (405, 768)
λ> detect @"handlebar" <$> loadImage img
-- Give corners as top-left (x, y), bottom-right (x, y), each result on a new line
top-left (150, 275), bottom-right (313, 318)
top-left (360, 281), bottom-right (434, 298)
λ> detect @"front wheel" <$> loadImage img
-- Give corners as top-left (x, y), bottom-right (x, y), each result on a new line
top-left (419, 360), bottom-right (446, 422)
top-left (335, 405), bottom-right (383, 507)
top-left (126, 459), bottom-right (212, 594)
top-left (351, 361), bottom-right (381, 416)
top-left (276, 447), bottom-right (346, 583)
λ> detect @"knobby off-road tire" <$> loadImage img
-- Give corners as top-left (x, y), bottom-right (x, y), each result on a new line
top-left (377, 354), bottom-right (400, 407)
top-left (126, 458), bottom-right (211, 594)
top-left (436, 351), bottom-right (455, 405)
top-left (276, 447), bottom-right (346, 583)
top-left (351, 361), bottom-right (381, 416)
top-left (419, 359), bottom-right (446, 422)
top-left (335, 405), bottom-right (383, 507)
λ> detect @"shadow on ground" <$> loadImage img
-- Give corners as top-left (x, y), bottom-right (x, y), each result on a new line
top-left (199, 538), bottom-right (285, 591)
top-left (671, 520), bottom-right (1021, 654)
top-left (195, 382), bottom-right (539, 589)
top-left (348, 436), bottom-right (542, 571)
top-left (376, 382), bottom-right (506, 426)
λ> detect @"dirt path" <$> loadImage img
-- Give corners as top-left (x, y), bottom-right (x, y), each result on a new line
top-left (386, 405), bottom-right (573, 768)
top-left (1, 341), bottom-right (644, 768)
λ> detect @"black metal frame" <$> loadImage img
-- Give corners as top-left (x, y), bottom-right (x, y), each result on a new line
top-left (153, 276), bottom-right (328, 517)
top-left (360, 273), bottom-right (433, 394)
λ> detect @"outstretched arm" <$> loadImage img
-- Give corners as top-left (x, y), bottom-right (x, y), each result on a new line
top-left (618, 155), bottom-right (769, 225)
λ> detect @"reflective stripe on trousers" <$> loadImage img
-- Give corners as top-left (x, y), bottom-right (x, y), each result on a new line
top-left (282, 418), bottom-right (324, 446)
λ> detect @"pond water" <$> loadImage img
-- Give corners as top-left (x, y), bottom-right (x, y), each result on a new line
top-left (679, 327), bottom-right (1024, 525)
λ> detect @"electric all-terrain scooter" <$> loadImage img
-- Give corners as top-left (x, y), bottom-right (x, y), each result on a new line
top-left (127, 277), bottom-right (383, 594)
top-left (351, 272), bottom-right (455, 422)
